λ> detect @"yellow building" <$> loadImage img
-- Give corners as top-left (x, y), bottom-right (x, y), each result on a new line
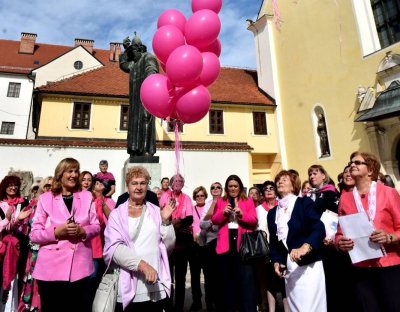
top-left (249, 0), bottom-right (400, 184)
top-left (35, 61), bottom-right (280, 186)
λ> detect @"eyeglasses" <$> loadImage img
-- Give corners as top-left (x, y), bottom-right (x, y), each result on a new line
top-left (348, 160), bottom-right (367, 166)
top-left (263, 186), bottom-right (275, 191)
top-left (130, 181), bottom-right (148, 187)
top-left (211, 186), bottom-right (221, 190)
top-left (196, 194), bottom-right (205, 198)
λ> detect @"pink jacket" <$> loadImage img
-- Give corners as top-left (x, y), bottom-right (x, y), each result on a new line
top-left (336, 183), bottom-right (400, 267)
top-left (30, 191), bottom-right (100, 282)
top-left (211, 197), bottom-right (257, 254)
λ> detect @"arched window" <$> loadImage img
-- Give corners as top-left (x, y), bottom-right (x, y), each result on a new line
top-left (313, 106), bottom-right (331, 159)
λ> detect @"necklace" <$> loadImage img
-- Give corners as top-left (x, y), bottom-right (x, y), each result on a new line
top-left (62, 194), bottom-right (73, 199)
top-left (128, 200), bottom-right (143, 209)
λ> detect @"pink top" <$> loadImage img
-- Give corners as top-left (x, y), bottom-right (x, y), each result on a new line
top-left (336, 183), bottom-right (400, 267)
top-left (91, 197), bottom-right (115, 259)
top-left (160, 190), bottom-right (193, 220)
top-left (30, 191), bottom-right (100, 282)
top-left (211, 197), bottom-right (257, 254)
top-left (192, 205), bottom-right (205, 236)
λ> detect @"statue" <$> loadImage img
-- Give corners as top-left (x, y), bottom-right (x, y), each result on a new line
top-left (119, 33), bottom-right (159, 162)
top-left (317, 113), bottom-right (330, 158)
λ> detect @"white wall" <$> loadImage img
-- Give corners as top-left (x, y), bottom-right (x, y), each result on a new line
top-left (32, 46), bottom-right (103, 87)
top-left (0, 145), bottom-right (251, 200)
top-left (0, 74), bottom-right (34, 139)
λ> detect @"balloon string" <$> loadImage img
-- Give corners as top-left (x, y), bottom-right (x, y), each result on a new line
top-left (272, 0), bottom-right (283, 29)
top-left (174, 121), bottom-right (181, 176)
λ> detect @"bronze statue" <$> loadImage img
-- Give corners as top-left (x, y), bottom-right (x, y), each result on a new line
top-left (119, 33), bottom-right (159, 161)
top-left (317, 113), bottom-right (330, 157)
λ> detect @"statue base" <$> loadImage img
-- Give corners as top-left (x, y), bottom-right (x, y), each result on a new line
top-left (129, 155), bottom-right (159, 163)
top-left (123, 158), bottom-right (161, 191)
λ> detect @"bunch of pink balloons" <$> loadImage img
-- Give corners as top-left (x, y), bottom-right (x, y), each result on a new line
top-left (140, 0), bottom-right (222, 124)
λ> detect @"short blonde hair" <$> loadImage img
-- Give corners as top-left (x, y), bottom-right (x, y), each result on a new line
top-left (125, 166), bottom-right (150, 186)
top-left (193, 186), bottom-right (208, 201)
top-left (52, 158), bottom-right (80, 195)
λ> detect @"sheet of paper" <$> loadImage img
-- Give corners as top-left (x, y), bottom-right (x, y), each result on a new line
top-left (338, 213), bottom-right (384, 263)
top-left (320, 210), bottom-right (338, 240)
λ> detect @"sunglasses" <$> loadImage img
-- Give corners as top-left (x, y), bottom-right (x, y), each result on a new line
top-left (196, 194), bottom-right (205, 198)
top-left (44, 184), bottom-right (52, 188)
top-left (7, 185), bottom-right (19, 189)
top-left (263, 186), bottom-right (275, 191)
top-left (211, 185), bottom-right (221, 190)
top-left (348, 160), bottom-right (367, 166)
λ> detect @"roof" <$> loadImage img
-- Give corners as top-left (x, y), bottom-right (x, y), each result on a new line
top-left (0, 39), bottom-right (111, 74)
top-left (0, 36), bottom-right (274, 105)
top-left (355, 80), bottom-right (400, 122)
top-left (38, 65), bottom-right (274, 106)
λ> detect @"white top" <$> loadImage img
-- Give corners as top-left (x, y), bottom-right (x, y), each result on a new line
top-left (256, 204), bottom-right (270, 241)
top-left (128, 210), bottom-right (166, 303)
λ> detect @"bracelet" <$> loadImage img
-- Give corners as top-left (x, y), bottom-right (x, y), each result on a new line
top-left (162, 221), bottom-right (172, 226)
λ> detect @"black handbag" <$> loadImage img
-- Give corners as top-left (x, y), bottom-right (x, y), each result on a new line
top-left (239, 230), bottom-right (271, 262)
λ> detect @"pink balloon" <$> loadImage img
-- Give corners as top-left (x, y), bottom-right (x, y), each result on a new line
top-left (157, 9), bottom-right (187, 33)
top-left (152, 25), bottom-right (185, 64)
top-left (185, 9), bottom-right (221, 49)
top-left (199, 38), bottom-right (221, 57)
top-left (166, 45), bottom-right (203, 87)
top-left (192, 0), bottom-right (223, 13)
top-left (175, 85), bottom-right (211, 124)
top-left (198, 52), bottom-right (220, 87)
top-left (140, 74), bottom-right (174, 119)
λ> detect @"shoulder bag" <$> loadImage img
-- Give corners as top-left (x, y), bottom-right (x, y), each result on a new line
top-left (92, 205), bottom-right (147, 312)
top-left (239, 229), bottom-right (271, 263)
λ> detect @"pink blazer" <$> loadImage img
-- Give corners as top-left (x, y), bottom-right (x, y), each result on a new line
top-left (336, 183), bottom-right (400, 267)
top-left (30, 191), bottom-right (100, 282)
top-left (211, 197), bottom-right (257, 254)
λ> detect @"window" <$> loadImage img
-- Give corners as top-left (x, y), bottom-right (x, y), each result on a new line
top-left (167, 118), bottom-right (183, 132)
top-left (71, 102), bottom-right (91, 129)
top-left (371, 0), bottom-right (400, 48)
top-left (209, 109), bottom-right (224, 134)
top-left (0, 122), bottom-right (15, 135)
top-left (120, 105), bottom-right (129, 131)
top-left (7, 82), bottom-right (21, 98)
top-left (74, 60), bottom-right (83, 70)
top-left (253, 112), bottom-right (267, 135)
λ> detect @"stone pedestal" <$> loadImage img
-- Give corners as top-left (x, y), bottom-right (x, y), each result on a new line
top-left (123, 158), bottom-right (161, 191)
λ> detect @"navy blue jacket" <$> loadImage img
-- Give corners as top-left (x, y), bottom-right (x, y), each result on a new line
top-left (267, 196), bottom-right (325, 266)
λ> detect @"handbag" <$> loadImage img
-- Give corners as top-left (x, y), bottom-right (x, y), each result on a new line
top-left (92, 205), bottom-right (147, 312)
top-left (239, 230), bottom-right (271, 262)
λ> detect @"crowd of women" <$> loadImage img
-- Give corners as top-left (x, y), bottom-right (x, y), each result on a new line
top-left (0, 151), bottom-right (399, 312)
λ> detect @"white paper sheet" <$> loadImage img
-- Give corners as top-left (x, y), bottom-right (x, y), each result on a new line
top-left (338, 213), bottom-right (384, 263)
top-left (320, 210), bottom-right (338, 240)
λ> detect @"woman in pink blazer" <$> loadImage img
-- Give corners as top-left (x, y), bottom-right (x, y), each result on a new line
top-left (30, 158), bottom-right (100, 312)
top-left (211, 175), bottom-right (257, 312)
top-left (336, 151), bottom-right (400, 311)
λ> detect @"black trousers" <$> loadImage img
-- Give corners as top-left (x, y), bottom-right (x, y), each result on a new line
top-left (169, 246), bottom-right (191, 312)
top-left (37, 277), bottom-right (90, 312)
top-left (354, 264), bottom-right (400, 312)
top-left (188, 243), bottom-right (205, 305)
top-left (217, 229), bottom-right (257, 312)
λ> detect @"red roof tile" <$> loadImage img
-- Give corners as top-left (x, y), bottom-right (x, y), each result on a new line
top-left (38, 65), bottom-right (274, 105)
top-left (0, 39), bottom-right (111, 74)
top-left (0, 37), bottom-right (274, 105)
